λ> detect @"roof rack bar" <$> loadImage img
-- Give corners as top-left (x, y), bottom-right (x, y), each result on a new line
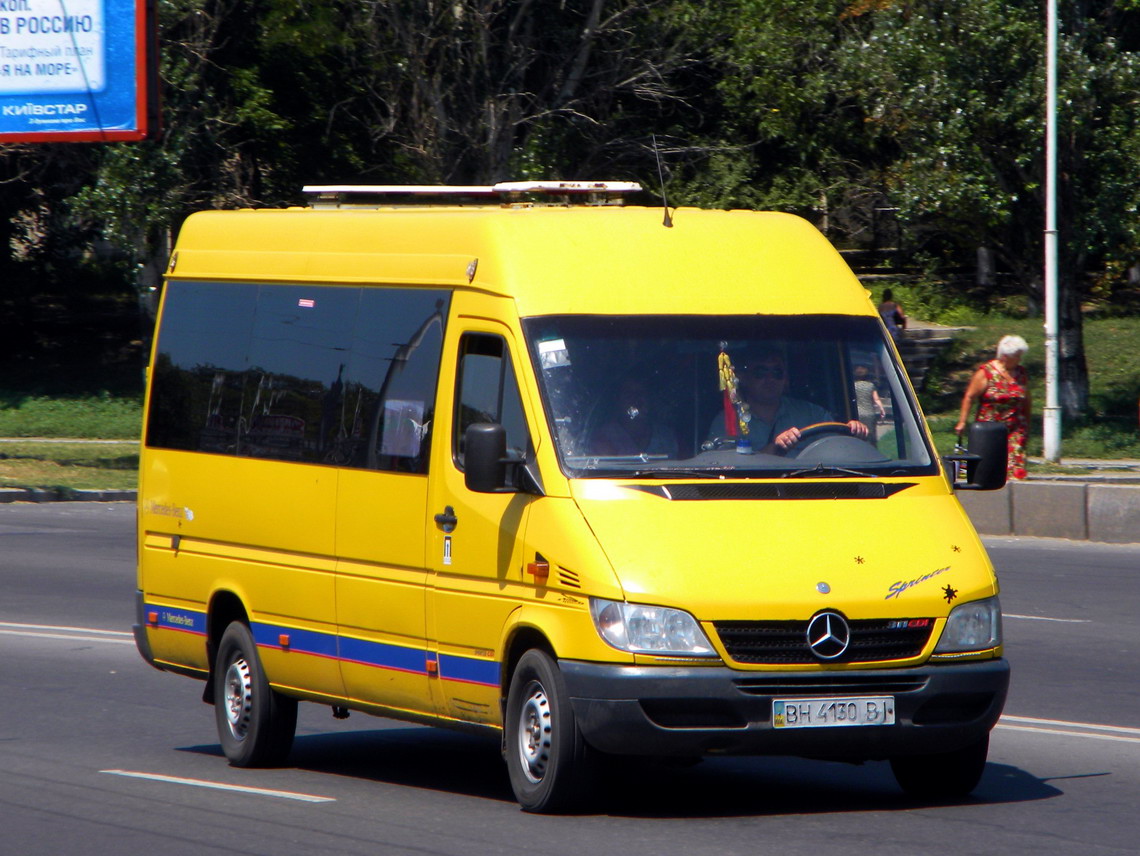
top-left (491, 181), bottom-right (642, 194)
top-left (303, 185), bottom-right (498, 196)
top-left (302, 180), bottom-right (643, 208)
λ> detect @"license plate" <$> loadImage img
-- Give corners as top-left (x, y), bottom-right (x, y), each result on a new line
top-left (772, 696), bottom-right (895, 729)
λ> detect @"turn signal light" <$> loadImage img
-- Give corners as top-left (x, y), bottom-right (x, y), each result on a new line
top-left (527, 559), bottom-right (550, 583)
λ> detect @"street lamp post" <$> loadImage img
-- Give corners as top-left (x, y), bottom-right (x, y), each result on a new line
top-left (1043, 0), bottom-right (1062, 462)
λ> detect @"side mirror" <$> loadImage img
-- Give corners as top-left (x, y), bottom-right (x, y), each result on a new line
top-left (944, 421), bottom-right (1008, 491)
top-left (464, 423), bottom-right (509, 493)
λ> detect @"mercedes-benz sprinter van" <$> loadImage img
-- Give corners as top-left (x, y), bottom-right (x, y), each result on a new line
top-left (134, 181), bottom-right (1009, 812)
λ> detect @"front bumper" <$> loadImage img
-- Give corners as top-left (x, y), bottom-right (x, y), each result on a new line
top-left (561, 658), bottom-right (1009, 760)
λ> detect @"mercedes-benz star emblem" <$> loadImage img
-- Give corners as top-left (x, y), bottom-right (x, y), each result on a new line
top-left (806, 611), bottom-right (851, 660)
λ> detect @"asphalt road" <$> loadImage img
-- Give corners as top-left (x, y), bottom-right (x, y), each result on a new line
top-left (1, 503), bottom-right (1137, 855)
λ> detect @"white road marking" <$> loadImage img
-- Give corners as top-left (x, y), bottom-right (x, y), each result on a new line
top-left (998, 715), bottom-right (1140, 744)
top-left (100, 770), bottom-right (335, 803)
top-left (1004, 613), bottom-right (1090, 623)
top-left (0, 622), bottom-right (134, 644)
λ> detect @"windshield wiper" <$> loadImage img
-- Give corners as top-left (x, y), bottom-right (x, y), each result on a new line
top-left (783, 463), bottom-right (878, 478)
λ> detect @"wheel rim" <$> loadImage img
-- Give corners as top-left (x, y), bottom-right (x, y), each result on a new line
top-left (516, 681), bottom-right (552, 784)
top-left (223, 656), bottom-right (254, 742)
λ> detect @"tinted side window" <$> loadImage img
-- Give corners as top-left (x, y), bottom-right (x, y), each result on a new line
top-left (349, 290), bottom-right (448, 473)
top-left (146, 282), bottom-right (257, 455)
top-left (244, 286), bottom-right (360, 461)
top-left (454, 334), bottom-right (529, 467)
top-left (147, 281), bottom-right (449, 473)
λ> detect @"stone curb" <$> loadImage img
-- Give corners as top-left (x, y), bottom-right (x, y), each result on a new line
top-left (957, 480), bottom-right (1140, 545)
top-left (0, 487), bottom-right (138, 504)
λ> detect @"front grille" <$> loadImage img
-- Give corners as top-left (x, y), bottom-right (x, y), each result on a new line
top-left (715, 618), bottom-right (934, 665)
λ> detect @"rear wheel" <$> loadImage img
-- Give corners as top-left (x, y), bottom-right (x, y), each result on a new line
top-left (214, 621), bottom-right (297, 767)
top-left (504, 649), bottom-right (594, 813)
top-left (890, 734), bottom-right (989, 799)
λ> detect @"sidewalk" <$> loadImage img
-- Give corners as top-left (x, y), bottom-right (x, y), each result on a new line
top-left (0, 487), bottom-right (137, 503)
top-left (957, 459), bottom-right (1140, 544)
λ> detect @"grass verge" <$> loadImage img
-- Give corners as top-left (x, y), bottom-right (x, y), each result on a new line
top-left (918, 315), bottom-right (1140, 461)
top-left (0, 441), bottom-right (139, 492)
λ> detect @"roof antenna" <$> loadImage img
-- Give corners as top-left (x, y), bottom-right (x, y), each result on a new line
top-left (652, 134), bottom-right (673, 228)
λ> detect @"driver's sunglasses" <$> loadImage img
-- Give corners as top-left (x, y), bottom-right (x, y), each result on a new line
top-left (740, 364), bottom-right (785, 379)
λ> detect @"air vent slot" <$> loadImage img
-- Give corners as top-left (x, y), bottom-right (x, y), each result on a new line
top-left (734, 675), bottom-right (929, 696)
top-left (627, 483), bottom-right (916, 501)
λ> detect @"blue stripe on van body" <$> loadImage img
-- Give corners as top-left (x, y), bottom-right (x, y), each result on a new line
top-left (438, 653), bottom-right (499, 688)
top-left (143, 603), bottom-right (501, 687)
top-left (252, 622), bottom-right (340, 659)
top-left (153, 606), bottom-right (207, 636)
top-left (338, 635), bottom-right (430, 677)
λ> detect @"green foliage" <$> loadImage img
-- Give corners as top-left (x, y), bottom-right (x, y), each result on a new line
top-left (6, 0), bottom-right (1140, 299)
top-left (666, 0), bottom-right (1140, 315)
top-left (0, 394), bottom-right (142, 440)
top-left (866, 281), bottom-right (979, 328)
top-left (5, 0), bottom-right (1140, 427)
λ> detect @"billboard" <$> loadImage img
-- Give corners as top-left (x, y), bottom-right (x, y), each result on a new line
top-left (0, 0), bottom-right (155, 142)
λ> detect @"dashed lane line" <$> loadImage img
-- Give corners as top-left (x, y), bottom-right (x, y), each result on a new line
top-left (100, 770), bottom-right (335, 803)
top-left (0, 621), bottom-right (133, 644)
top-left (1004, 613), bottom-right (1090, 623)
top-left (998, 715), bottom-right (1140, 744)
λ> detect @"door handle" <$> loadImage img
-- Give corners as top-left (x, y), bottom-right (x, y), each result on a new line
top-left (434, 506), bottom-right (457, 533)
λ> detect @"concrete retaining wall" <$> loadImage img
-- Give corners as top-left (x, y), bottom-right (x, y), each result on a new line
top-left (958, 480), bottom-right (1140, 544)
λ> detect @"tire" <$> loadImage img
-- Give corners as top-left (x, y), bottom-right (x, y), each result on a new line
top-left (504, 649), bottom-right (594, 813)
top-left (890, 734), bottom-right (989, 800)
top-left (213, 621), bottom-right (297, 767)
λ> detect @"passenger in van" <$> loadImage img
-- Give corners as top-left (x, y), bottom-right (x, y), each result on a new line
top-left (592, 376), bottom-right (679, 457)
top-left (853, 362), bottom-right (886, 440)
top-left (707, 348), bottom-right (869, 453)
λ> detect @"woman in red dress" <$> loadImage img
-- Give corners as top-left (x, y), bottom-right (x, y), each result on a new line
top-left (955, 335), bottom-right (1031, 479)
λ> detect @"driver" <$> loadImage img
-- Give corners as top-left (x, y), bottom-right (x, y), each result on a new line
top-left (708, 348), bottom-right (869, 453)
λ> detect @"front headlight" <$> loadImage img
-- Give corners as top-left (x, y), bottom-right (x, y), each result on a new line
top-left (934, 596), bottom-right (1002, 653)
top-left (590, 598), bottom-right (716, 656)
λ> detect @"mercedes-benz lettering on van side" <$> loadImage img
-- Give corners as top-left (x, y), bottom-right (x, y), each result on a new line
top-left (134, 181), bottom-right (1009, 812)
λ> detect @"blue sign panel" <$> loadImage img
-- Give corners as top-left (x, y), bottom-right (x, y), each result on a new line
top-left (0, 0), bottom-right (150, 141)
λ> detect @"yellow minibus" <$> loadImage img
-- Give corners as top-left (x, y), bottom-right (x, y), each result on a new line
top-left (134, 181), bottom-right (1009, 812)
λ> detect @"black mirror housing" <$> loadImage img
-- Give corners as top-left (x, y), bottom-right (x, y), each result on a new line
top-left (464, 423), bottom-right (509, 493)
top-left (944, 421), bottom-right (1009, 491)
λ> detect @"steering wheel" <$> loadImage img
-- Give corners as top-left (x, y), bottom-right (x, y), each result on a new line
top-left (794, 421), bottom-right (854, 445)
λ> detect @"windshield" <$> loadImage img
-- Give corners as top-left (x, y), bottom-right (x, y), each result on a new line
top-left (523, 314), bottom-right (936, 479)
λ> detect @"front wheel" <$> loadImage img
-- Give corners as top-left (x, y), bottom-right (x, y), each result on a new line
top-left (504, 649), bottom-right (594, 813)
top-left (213, 621), bottom-right (297, 767)
top-left (890, 734), bottom-right (989, 800)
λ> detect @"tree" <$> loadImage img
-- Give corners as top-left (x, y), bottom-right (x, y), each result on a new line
top-left (5, 0), bottom-right (1140, 423)
top-left (345, 0), bottom-right (691, 183)
top-left (671, 0), bottom-right (1140, 418)
top-left (841, 0), bottom-right (1140, 415)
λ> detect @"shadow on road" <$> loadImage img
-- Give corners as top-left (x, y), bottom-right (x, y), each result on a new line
top-left (178, 725), bottom-right (1064, 817)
